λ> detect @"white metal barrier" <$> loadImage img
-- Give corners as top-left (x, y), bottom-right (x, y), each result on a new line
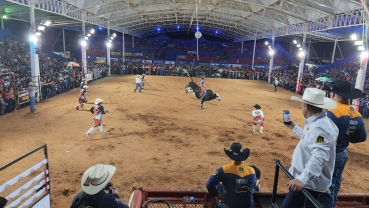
top-left (0, 144), bottom-right (51, 208)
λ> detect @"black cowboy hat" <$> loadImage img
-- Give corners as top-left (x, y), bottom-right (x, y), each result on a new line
top-left (224, 142), bottom-right (250, 161)
top-left (253, 104), bottom-right (261, 109)
top-left (0, 197), bottom-right (7, 208)
top-left (250, 165), bottom-right (261, 179)
top-left (332, 80), bottom-right (362, 99)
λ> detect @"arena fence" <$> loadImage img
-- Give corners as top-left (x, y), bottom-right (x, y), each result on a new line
top-left (0, 144), bottom-right (51, 208)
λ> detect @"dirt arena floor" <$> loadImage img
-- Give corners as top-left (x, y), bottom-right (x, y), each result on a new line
top-left (1, 75), bottom-right (369, 206)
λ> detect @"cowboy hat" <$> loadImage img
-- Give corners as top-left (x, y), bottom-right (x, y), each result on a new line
top-left (83, 85), bottom-right (89, 89)
top-left (94, 98), bottom-right (104, 104)
top-left (253, 104), bottom-right (261, 109)
top-left (136, 74), bottom-right (140, 77)
top-left (81, 164), bottom-right (116, 195)
top-left (224, 142), bottom-right (250, 161)
top-left (291, 88), bottom-right (336, 109)
top-left (331, 80), bottom-right (362, 99)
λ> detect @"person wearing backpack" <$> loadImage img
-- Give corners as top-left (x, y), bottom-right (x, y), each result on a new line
top-left (70, 164), bottom-right (129, 208)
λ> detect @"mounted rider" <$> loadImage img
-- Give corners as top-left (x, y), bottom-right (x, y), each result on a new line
top-left (199, 76), bottom-right (207, 101)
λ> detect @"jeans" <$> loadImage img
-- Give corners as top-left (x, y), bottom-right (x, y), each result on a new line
top-left (200, 90), bottom-right (207, 100)
top-left (134, 83), bottom-right (142, 92)
top-left (283, 188), bottom-right (321, 208)
top-left (318, 150), bottom-right (348, 208)
top-left (30, 96), bottom-right (36, 111)
top-left (1, 103), bottom-right (8, 114)
top-left (274, 84), bottom-right (277, 92)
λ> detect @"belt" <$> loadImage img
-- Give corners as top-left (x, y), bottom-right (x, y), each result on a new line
top-left (336, 150), bottom-right (346, 154)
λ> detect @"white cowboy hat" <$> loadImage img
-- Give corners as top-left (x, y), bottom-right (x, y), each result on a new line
top-left (136, 74), bottom-right (140, 77)
top-left (83, 85), bottom-right (89, 89)
top-left (291, 88), bottom-right (337, 109)
top-left (81, 164), bottom-right (116, 195)
top-left (94, 98), bottom-right (104, 104)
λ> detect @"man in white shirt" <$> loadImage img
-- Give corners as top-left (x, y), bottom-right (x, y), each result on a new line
top-left (283, 88), bottom-right (339, 208)
top-left (134, 75), bottom-right (142, 93)
top-left (274, 78), bottom-right (279, 92)
top-left (252, 104), bottom-right (264, 134)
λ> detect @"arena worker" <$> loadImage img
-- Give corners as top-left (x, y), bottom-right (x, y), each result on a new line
top-left (283, 88), bottom-right (338, 208)
top-left (70, 164), bottom-right (129, 208)
top-left (134, 75), bottom-right (142, 93)
top-left (318, 80), bottom-right (367, 208)
top-left (85, 98), bottom-right (108, 138)
top-left (252, 104), bottom-right (264, 134)
top-left (76, 85), bottom-right (88, 110)
top-left (206, 142), bottom-right (257, 208)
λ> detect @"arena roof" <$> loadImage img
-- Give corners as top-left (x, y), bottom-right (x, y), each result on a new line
top-left (0, 0), bottom-right (366, 41)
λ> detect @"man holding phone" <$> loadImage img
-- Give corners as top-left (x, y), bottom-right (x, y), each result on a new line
top-left (283, 88), bottom-right (339, 208)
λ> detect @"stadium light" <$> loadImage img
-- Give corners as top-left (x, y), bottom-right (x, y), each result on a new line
top-left (358, 46), bottom-right (365, 51)
top-left (90, 29), bottom-right (95, 34)
top-left (361, 51), bottom-right (368, 59)
top-left (265, 41), bottom-right (269, 45)
top-left (29, 35), bottom-right (37, 43)
top-left (268, 50), bottom-right (275, 56)
top-left (298, 51), bottom-right (305, 58)
top-left (87, 33), bottom-right (91, 37)
top-left (177, 26), bottom-right (180, 29)
top-left (354, 40), bottom-right (363, 46)
top-left (80, 40), bottom-right (87, 47)
top-left (106, 42), bottom-right (112, 48)
top-left (109, 39), bottom-right (112, 43)
top-left (37, 25), bottom-right (45, 31)
top-left (297, 44), bottom-right (301, 48)
top-left (35, 32), bottom-right (41, 36)
top-left (44, 20), bottom-right (51, 26)
top-left (113, 33), bottom-right (116, 37)
top-left (84, 36), bottom-right (88, 40)
top-left (110, 36), bottom-right (114, 40)
top-left (351, 34), bottom-right (358, 40)
top-left (2, 15), bottom-right (7, 19)
top-left (299, 47), bottom-right (303, 51)
top-left (293, 40), bottom-right (297, 44)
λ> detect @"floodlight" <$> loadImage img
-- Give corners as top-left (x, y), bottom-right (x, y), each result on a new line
top-left (110, 36), bottom-right (114, 40)
top-left (297, 44), bottom-right (301, 48)
top-left (361, 51), bottom-right (368, 59)
top-left (351, 34), bottom-right (358, 40)
top-left (35, 32), bottom-right (41, 36)
top-left (90, 29), bottom-right (95, 34)
top-left (2, 15), bottom-right (7, 19)
top-left (80, 40), bottom-right (87, 47)
top-left (358, 46), bottom-right (365, 51)
top-left (354, 41), bottom-right (363, 46)
top-left (84, 36), bottom-right (88, 40)
top-left (299, 47), bottom-right (303, 50)
top-left (87, 33), bottom-right (92, 37)
top-left (106, 42), bottom-right (112, 48)
top-left (44, 20), bottom-right (51, 26)
top-left (265, 41), bottom-right (269, 45)
top-left (29, 35), bottom-right (37, 43)
top-left (113, 33), bottom-right (116, 37)
top-left (37, 25), bottom-right (45, 31)
top-left (268, 50), bottom-right (274, 56)
top-left (298, 51), bottom-right (305, 58)
top-left (293, 40), bottom-right (297, 44)
top-left (109, 39), bottom-right (112, 43)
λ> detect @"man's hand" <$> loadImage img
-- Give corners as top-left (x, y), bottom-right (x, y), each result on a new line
top-left (284, 120), bottom-right (296, 130)
top-left (216, 192), bottom-right (223, 200)
top-left (287, 179), bottom-right (304, 192)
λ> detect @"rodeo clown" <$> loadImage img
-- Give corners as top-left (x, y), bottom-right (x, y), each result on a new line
top-left (252, 104), bottom-right (265, 134)
top-left (141, 73), bottom-right (145, 89)
top-left (199, 76), bottom-right (207, 101)
top-left (85, 98), bottom-right (108, 138)
top-left (76, 85), bottom-right (89, 110)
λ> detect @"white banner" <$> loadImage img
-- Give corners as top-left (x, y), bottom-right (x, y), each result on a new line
top-left (165, 61), bottom-right (175, 65)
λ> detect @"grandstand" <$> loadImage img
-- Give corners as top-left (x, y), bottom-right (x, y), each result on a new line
top-left (1, 0), bottom-right (369, 207)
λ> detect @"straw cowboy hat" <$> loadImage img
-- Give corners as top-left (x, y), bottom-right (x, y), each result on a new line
top-left (224, 142), bottom-right (250, 161)
top-left (136, 74), bottom-right (140, 77)
top-left (291, 88), bottom-right (336, 109)
top-left (331, 80), bottom-right (362, 99)
top-left (94, 98), bottom-right (103, 105)
top-left (81, 164), bottom-right (116, 195)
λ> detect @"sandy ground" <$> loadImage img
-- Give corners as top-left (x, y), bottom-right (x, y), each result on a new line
top-left (0, 75), bottom-right (368, 207)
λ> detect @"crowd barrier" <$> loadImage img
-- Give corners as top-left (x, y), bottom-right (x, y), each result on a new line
top-left (0, 144), bottom-right (51, 208)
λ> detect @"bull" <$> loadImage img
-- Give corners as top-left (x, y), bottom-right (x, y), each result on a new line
top-left (185, 79), bottom-right (220, 110)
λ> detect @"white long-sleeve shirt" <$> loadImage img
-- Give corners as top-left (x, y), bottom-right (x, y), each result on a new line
top-left (136, 77), bottom-right (141, 84)
top-left (289, 112), bottom-right (338, 192)
top-left (252, 110), bottom-right (264, 123)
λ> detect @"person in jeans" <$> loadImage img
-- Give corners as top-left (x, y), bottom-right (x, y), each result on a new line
top-left (284, 88), bottom-right (338, 208)
top-left (0, 94), bottom-right (8, 115)
top-left (134, 75), bottom-right (142, 93)
top-left (318, 81), bottom-right (367, 208)
top-left (28, 82), bottom-right (37, 113)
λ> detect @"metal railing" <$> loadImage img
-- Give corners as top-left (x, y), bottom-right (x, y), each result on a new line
top-left (271, 160), bottom-right (323, 208)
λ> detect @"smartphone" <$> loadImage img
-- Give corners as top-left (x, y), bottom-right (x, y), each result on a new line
top-left (283, 110), bottom-right (292, 125)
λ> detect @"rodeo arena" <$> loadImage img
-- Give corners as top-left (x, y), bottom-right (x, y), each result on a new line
top-left (2, 0), bottom-right (369, 207)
